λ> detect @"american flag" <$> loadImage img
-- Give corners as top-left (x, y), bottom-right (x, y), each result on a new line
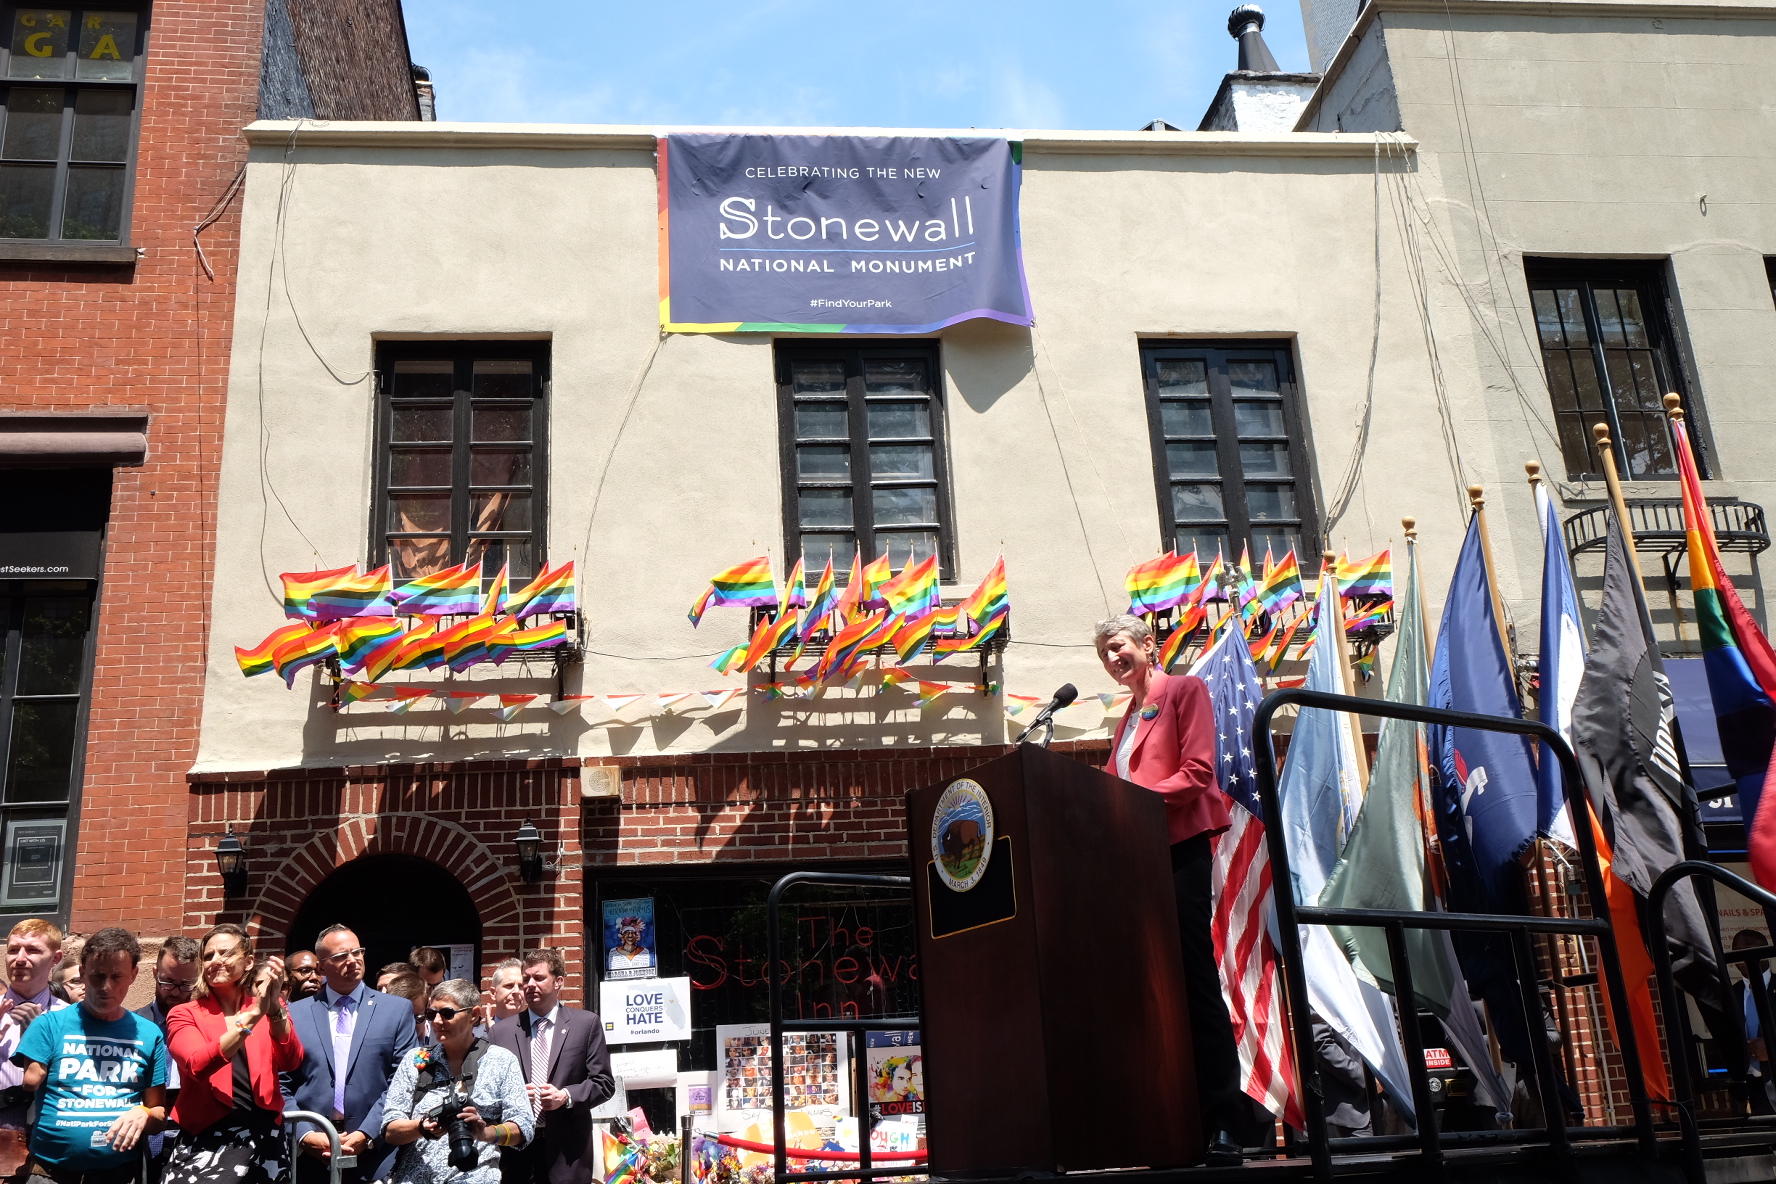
top-left (1194, 629), bottom-right (1303, 1129)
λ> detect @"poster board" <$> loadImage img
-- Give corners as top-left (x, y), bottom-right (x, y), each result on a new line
top-left (602, 897), bottom-right (658, 981)
top-left (600, 977), bottom-right (692, 1044)
top-left (714, 1022), bottom-right (849, 1134)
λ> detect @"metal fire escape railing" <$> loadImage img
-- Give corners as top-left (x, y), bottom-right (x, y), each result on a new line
top-left (1253, 688), bottom-right (1656, 1183)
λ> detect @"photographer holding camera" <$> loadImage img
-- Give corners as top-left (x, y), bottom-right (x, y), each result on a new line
top-left (380, 980), bottom-right (532, 1184)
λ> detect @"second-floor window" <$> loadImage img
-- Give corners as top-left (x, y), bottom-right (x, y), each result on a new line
top-left (372, 343), bottom-right (549, 583)
top-left (0, 6), bottom-right (146, 243)
top-left (1527, 258), bottom-right (1699, 480)
top-left (1139, 342), bottom-right (1318, 563)
top-left (776, 343), bottom-right (955, 579)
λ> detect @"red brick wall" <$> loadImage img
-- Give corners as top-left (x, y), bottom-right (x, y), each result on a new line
top-left (0, 2), bottom-right (267, 934)
top-left (183, 742), bottom-right (1110, 1004)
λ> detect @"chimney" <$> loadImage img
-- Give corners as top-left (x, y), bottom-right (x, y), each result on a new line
top-left (1298, 0), bottom-right (1363, 74)
top-left (412, 63), bottom-right (436, 121)
top-left (1198, 5), bottom-right (1320, 133)
top-left (1230, 5), bottom-right (1281, 73)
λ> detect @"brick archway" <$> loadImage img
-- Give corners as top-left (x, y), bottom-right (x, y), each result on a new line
top-left (247, 813), bottom-right (521, 952)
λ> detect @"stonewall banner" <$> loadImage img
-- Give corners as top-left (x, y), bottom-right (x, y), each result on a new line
top-left (658, 134), bottom-right (1032, 333)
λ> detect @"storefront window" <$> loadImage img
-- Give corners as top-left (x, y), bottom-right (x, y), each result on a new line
top-left (594, 872), bottom-right (920, 1072)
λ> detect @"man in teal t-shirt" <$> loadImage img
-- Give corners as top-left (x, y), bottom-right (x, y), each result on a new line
top-left (12, 928), bottom-right (166, 1184)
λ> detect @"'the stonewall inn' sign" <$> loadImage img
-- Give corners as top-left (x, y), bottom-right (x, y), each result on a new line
top-left (657, 134), bottom-right (1033, 334)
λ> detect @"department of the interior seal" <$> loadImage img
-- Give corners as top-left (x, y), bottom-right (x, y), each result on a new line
top-left (931, 778), bottom-right (994, 892)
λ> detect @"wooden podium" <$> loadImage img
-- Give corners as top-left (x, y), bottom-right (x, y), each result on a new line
top-left (907, 743), bottom-right (1201, 1174)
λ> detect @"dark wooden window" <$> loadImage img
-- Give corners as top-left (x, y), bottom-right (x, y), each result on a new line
top-left (776, 342), bottom-right (954, 579)
top-left (1526, 259), bottom-right (1698, 480)
top-left (0, 5), bottom-right (148, 244)
top-left (372, 342), bottom-right (549, 583)
top-left (1139, 342), bottom-right (1317, 563)
top-left (0, 584), bottom-right (94, 913)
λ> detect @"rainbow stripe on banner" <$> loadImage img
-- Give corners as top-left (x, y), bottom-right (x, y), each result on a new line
top-left (392, 563), bottom-right (484, 616)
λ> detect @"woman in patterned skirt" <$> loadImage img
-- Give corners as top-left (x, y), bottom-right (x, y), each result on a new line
top-left (380, 979), bottom-right (532, 1184)
top-left (165, 925), bottom-right (305, 1184)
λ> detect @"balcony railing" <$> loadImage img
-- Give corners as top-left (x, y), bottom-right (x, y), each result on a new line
top-left (1563, 497), bottom-right (1769, 560)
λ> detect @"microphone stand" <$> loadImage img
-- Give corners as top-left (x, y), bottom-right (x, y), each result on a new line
top-left (1014, 710), bottom-right (1057, 748)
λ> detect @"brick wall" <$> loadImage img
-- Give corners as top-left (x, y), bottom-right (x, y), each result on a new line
top-left (185, 741), bottom-right (1110, 1003)
top-left (0, 1), bottom-right (268, 935)
top-left (286, 0), bottom-right (419, 120)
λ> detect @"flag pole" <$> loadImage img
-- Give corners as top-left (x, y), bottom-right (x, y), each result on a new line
top-left (1591, 423), bottom-right (1644, 577)
top-left (1467, 484), bottom-right (1519, 676)
top-left (1324, 549), bottom-right (1372, 789)
top-left (1403, 516), bottom-right (1434, 654)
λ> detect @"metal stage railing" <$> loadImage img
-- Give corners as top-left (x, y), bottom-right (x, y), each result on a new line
top-left (1646, 860), bottom-right (1776, 1184)
top-left (764, 870), bottom-right (920, 1183)
top-left (1252, 687), bottom-right (1657, 1182)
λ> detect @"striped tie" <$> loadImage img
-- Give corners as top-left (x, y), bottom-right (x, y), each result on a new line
top-left (529, 1017), bottom-right (549, 1114)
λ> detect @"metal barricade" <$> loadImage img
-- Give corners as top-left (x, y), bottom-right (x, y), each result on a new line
top-left (764, 870), bottom-right (919, 1184)
top-left (282, 1109), bottom-right (353, 1184)
top-left (1252, 687), bottom-right (1656, 1182)
top-left (1646, 859), bottom-right (1776, 1184)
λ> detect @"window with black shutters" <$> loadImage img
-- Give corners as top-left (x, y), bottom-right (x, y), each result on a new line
top-left (1139, 342), bottom-right (1318, 563)
top-left (1526, 259), bottom-right (1699, 480)
top-left (776, 343), bottom-right (954, 579)
top-left (0, 5), bottom-right (147, 244)
top-left (371, 342), bottom-right (549, 583)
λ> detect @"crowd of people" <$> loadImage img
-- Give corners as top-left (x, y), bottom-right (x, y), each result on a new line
top-left (0, 920), bottom-right (615, 1184)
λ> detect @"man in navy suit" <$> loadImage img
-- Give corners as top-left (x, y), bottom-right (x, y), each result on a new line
top-left (488, 949), bottom-right (614, 1184)
top-left (285, 925), bottom-right (418, 1184)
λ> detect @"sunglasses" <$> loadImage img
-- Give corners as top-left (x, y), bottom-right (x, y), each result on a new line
top-left (323, 948), bottom-right (366, 965)
top-left (155, 978), bottom-right (196, 994)
top-left (423, 1006), bottom-right (466, 1022)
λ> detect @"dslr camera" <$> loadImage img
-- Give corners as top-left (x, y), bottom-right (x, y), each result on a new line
top-left (428, 1095), bottom-right (479, 1171)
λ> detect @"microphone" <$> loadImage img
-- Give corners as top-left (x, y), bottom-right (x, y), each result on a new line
top-left (1016, 684), bottom-right (1078, 747)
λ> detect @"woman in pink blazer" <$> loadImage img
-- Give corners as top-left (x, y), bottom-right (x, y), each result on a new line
top-left (1096, 613), bottom-right (1242, 1166)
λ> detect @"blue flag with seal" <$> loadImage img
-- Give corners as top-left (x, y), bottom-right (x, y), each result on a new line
top-left (1536, 481), bottom-right (1585, 848)
top-left (658, 134), bottom-right (1032, 334)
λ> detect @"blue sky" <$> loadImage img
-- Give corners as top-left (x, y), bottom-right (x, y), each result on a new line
top-left (402, 1), bottom-right (1311, 130)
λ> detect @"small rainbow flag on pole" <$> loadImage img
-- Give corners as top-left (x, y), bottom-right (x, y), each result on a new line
top-left (799, 558), bottom-right (839, 640)
top-left (507, 562), bottom-right (576, 619)
top-left (741, 611), bottom-right (798, 672)
top-left (482, 564), bottom-right (509, 616)
top-left (489, 618), bottom-right (569, 663)
top-left (859, 552), bottom-right (893, 609)
top-left (335, 618), bottom-right (406, 674)
top-left (284, 565), bottom-right (395, 621)
top-left (956, 556), bottom-right (1009, 626)
top-left (272, 622), bottom-right (340, 687)
top-left (1337, 549), bottom-right (1393, 599)
top-left (391, 562), bottom-right (484, 616)
top-left (1158, 602), bottom-right (1207, 672)
top-left (710, 643), bottom-right (748, 675)
top-left (1256, 550), bottom-right (1304, 617)
top-left (881, 554), bottom-right (940, 618)
top-left (780, 557), bottom-right (808, 613)
top-left (236, 621), bottom-right (316, 677)
top-left (689, 556), bottom-right (776, 625)
top-left (817, 611), bottom-right (892, 682)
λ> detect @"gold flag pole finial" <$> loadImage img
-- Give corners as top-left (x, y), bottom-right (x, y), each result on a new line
top-left (1664, 392), bottom-right (1685, 422)
top-left (1526, 460), bottom-right (1543, 488)
top-left (1402, 516), bottom-right (1416, 541)
top-left (1466, 483), bottom-right (1518, 674)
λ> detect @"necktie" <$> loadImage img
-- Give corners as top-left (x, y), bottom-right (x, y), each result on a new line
top-left (333, 996), bottom-right (353, 1116)
top-left (529, 1018), bottom-right (549, 1113)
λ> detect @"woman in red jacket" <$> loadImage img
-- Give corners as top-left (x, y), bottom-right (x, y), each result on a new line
top-left (165, 925), bottom-right (303, 1184)
top-left (1096, 614), bottom-right (1243, 1166)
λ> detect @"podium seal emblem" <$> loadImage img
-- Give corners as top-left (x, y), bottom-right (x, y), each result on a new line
top-left (932, 778), bottom-right (994, 892)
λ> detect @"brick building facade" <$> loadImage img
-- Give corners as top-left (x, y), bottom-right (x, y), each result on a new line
top-left (0, 0), bottom-right (422, 938)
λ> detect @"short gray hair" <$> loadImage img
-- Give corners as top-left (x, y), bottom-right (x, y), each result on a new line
top-left (431, 977), bottom-right (480, 1011)
top-left (1093, 614), bottom-right (1152, 649)
top-left (490, 958), bottom-right (522, 984)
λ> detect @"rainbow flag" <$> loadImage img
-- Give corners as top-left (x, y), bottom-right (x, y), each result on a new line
top-left (817, 611), bottom-right (891, 682)
top-left (335, 617), bottom-right (406, 674)
top-left (882, 666), bottom-right (916, 690)
top-left (284, 565), bottom-right (395, 621)
top-left (392, 562), bottom-right (484, 616)
top-left (1353, 648), bottom-right (1377, 682)
top-left (799, 558), bottom-right (838, 640)
top-left (507, 562), bottom-right (576, 619)
top-left (1249, 623), bottom-right (1280, 664)
top-left (689, 556), bottom-right (775, 625)
top-left (710, 643), bottom-right (747, 675)
top-left (1125, 552), bottom-right (1174, 615)
top-left (1151, 551), bottom-right (1201, 614)
top-left (482, 564), bottom-right (509, 616)
top-left (236, 622), bottom-right (316, 677)
top-left (1338, 549), bottom-right (1393, 599)
top-left (780, 558), bottom-right (808, 613)
top-left (742, 611), bottom-right (798, 671)
top-left (1200, 551), bottom-right (1227, 601)
top-left (956, 556), bottom-right (1009, 625)
top-left (491, 618), bottom-right (568, 660)
top-left (1257, 550), bottom-right (1304, 617)
top-left (859, 552), bottom-right (893, 609)
top-left (1269, 615), bottom-right (1307, 672)
top-left (436, 614), bottom-right (497, 672)
top-left (386, 620), bottom-right (448, 673)
top-left (272, 622), bottom-right (340, 687)
top-left (1672, 415), bottom-right (1776, 887)
top-left (831, 547), bottom-right (866, 625)
top-left (940, 604), bottom-right (1008, 655)
top-left (892, 609), bottom-right (939, 664)
top-left (881, 554), bottom-right (940, 617)
top-left (385, 687), bottom-right (435, 714)
top-left (1344, 603), bottom-right (1391, 634)
top-left (337, 680), bottom-right (379, 705)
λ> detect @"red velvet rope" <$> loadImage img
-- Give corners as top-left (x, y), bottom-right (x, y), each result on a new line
top-left (709, 1133), bottom-right (927, 1164)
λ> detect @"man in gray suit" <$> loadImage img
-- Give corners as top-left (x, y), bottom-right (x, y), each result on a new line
top-left (285, 925), bottom-right (418, 1184)
top-left (488, 949), bottom-right (614, 1184)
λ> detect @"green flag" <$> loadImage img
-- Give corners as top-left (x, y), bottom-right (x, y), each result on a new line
top-left (1320, 539), bottom-right (1458, 1013)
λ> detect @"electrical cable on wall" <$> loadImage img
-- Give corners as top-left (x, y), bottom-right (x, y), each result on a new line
top-left (1030, 340), bottom-right (1115, 614)
top-left (1031, 324), bottom-right (1135, 566)
top-left (1318, 134), bottom-right (1387, 535)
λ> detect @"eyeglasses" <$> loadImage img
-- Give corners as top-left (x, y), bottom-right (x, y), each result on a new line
top-left (154, 978), bottom-right (196, 995)
top-left (423, 1006), bottom-right (464, 1022)
top-left (322, 948), bottom-right (366, 965)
